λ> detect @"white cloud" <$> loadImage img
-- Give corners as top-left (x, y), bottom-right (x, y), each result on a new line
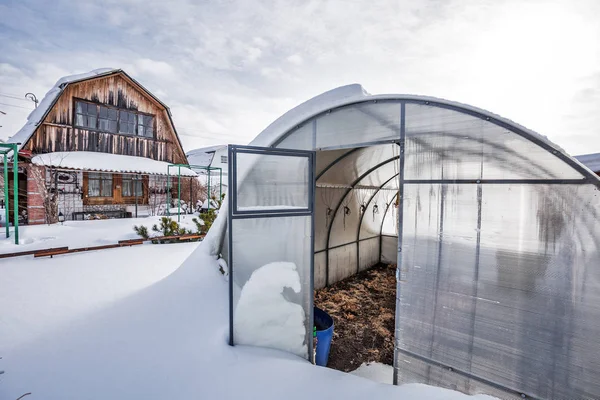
top-left (286, 54), bottom-right (303, 65)
top-left (1, 0), bottom-right (600, 155)
top-left (134, 59), bottom-right (175, 76)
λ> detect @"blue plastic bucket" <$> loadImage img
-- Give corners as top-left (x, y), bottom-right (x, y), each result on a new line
top-left (314, 307), bottom-right (334, 366)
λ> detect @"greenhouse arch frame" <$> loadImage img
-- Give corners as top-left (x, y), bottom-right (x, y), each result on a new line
top-left (220, 85), bottom-right (600, 400)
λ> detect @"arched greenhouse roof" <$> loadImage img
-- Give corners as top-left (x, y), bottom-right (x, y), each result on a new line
top-left (249, 84), bottom-right (597, 181)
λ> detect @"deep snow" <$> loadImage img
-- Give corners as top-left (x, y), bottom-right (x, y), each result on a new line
top-left (351, 362), bottom-right (394, 385)
top-left (234, 261), bottom-right (307, 357)
top-left (0, 222), bottom-right (496, 400)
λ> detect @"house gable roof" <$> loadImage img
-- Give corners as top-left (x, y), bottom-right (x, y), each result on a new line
top-left (8, 68), bottom-right (186, 161)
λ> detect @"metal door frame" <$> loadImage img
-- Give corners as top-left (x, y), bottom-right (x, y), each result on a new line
top-left (227, 144), bottom-right (316, 361)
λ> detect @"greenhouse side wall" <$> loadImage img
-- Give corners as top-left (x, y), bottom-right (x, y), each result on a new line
top-left (394, 183), bottom-right (600, 399)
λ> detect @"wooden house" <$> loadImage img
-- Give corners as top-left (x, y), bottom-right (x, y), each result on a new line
top-left (7, 68), bottom-right (197, 224)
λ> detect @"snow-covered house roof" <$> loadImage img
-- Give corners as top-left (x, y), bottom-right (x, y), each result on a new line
top-left (575, 152), bottom-right (600, 173)
top-left (186, 145), bottom-right (227, 168)
top-left (32, 151), bottom-right (197, 177)
top-left (8, 68), bottom-right (186, 156)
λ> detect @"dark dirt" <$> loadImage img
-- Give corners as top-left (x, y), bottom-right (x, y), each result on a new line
top-left (314, 263), bottom-right (397, 372)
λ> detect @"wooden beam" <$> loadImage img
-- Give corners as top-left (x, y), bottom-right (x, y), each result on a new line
top-left (42, 122), bottom-right (72, 129)
top-left (0, 247), bottom-right (68, 259)
top-left (34, 248), bottom-right (70, 258)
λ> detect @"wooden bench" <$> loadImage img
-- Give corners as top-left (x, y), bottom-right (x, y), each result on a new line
top-left (150, 234), bottom-right (205, 242)
top-left (71, 210), bottom-right (132, 221)
top-left (118, 238), bottom-right (145, 246)
top-left (178, 234), bottom-right (205, 241)
top-left (67, 243), bottom-right (122, 254)
top-left (0, 247), bottom-right (69, 259)
top-left (34, 247), bottom-right (70, 258)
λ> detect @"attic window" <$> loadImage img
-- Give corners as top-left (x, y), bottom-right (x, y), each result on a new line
top-left (119, 111), bottom-right (137, 135)
top-left (137, 115), bottom-right (154, 138)
top-left (75, 102), bottom-right (98, 129)
top-left (74, 100), bottom-right (155, 138)
top-left (98, 106), bottom-right (117, 133)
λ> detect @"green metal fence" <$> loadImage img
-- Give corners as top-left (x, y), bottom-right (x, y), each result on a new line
top-left (1, 143), bottom-right (19, 244)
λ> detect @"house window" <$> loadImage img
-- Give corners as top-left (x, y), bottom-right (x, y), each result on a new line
top-left (221, 155), bottom-right (227, 163)
top-left (74, 100), bottom-right (155, 137)
top-left (98, 106), bottom-right (118, 133)
top-left (88, 173), bottom-right (112, 197)
top-left (137, 115), bottom-right (154, 138)
top-left (119, 110), bottom-right (137, 135)
top-left (75, 101), bottom-right (98, 129)
top-left (122, 175), bottom-right (143, 197)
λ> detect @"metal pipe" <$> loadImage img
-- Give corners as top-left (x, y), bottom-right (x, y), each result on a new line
top-left (207, 166), bottom-right (211, 211)
top-left (12, 149), bottom-right (18, 244)
top-left (393, 102), bottom-right (406, 385)
top-left (227, 146), bottom-right (234, 346)
top-left (3, 154), bottom-right (8, 238)
top-left (177, 166), bottom-right (181, 222)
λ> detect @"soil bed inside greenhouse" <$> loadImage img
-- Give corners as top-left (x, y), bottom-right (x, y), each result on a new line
top-left (314, 263), bottom-right (396, 372)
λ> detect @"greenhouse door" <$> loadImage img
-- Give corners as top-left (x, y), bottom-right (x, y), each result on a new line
top-left (227, 145), bottom-right (315, 361)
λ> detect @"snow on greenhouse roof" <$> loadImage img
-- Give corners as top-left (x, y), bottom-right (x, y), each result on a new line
top-left (32, 151), bottom-right (197, 176)
top-left (249, 84), bottom-right (570, 157)
top-left (8, 68), bottom-right (118, 149)
top-left (575, 153), bottom-right (600, 173)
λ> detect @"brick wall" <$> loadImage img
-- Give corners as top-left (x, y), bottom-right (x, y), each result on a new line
top-left (26, 164), bottom-right (46, 225)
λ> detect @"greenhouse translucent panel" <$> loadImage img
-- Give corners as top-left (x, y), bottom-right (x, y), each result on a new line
top-left (328, 243), bottom-right (357, 285)
top-left (328, 190), bottom-right (362, 248)
top-left (317, 144), bottom-right (398, 187)
top-left (358, 237), bottom-right (379, 272)
top-left (380, 235), bottom-right (397, 264)
top-left (395, 182), bottom-right (600, 399)
top-left (231, 215), bottom-right (312, 359)
top-left (359, 189), bottom-right (390, 239)
top-left (314, 252), bottom-right (327, 290)
top-left (315, 148), bottom-right (353, 177)
top-left (381, 201), bottom-right (399, 236)
top-left (315, 102), bottom-right (400, 149)
top-left (236, 152), bottom-right (309, 211)
top-left (315, 186), bottom-right (348, 252)
top-left (470, 184), bottom-right (600, 399)
top-left (396, 184), bottom-right (479, 378)
top-left (277, 123), bottom-right (314, 150)
top-left (404, 104), bottom-right (584, 180)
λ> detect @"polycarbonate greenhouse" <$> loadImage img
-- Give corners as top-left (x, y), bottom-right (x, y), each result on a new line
top-left (210, 84), bottom-right (600, 399)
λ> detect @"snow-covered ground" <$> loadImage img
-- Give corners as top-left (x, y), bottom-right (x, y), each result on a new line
top-left (0, 221), bottom-right (495, 399)
top-left (351, 362), bottom-right (394, 385)
top-left (0, 215), bottom-right (200, 253)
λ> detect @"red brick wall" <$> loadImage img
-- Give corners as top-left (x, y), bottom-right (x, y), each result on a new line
top-left (26, 164), bottom-right (46, 225)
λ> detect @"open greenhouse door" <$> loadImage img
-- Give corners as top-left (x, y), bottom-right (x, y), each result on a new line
top-left (227, 145), bottom-right (316, 361)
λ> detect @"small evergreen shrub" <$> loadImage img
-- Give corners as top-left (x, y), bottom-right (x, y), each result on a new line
top-left (133, 225), bottom-right (150, 240)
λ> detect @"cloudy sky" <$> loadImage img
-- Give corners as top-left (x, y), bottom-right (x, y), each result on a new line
top-left (0, 0), bottom-right (599, 155)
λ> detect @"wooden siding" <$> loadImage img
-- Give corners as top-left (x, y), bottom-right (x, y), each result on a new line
top-left (24, 72), bottom-right (186, 164)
